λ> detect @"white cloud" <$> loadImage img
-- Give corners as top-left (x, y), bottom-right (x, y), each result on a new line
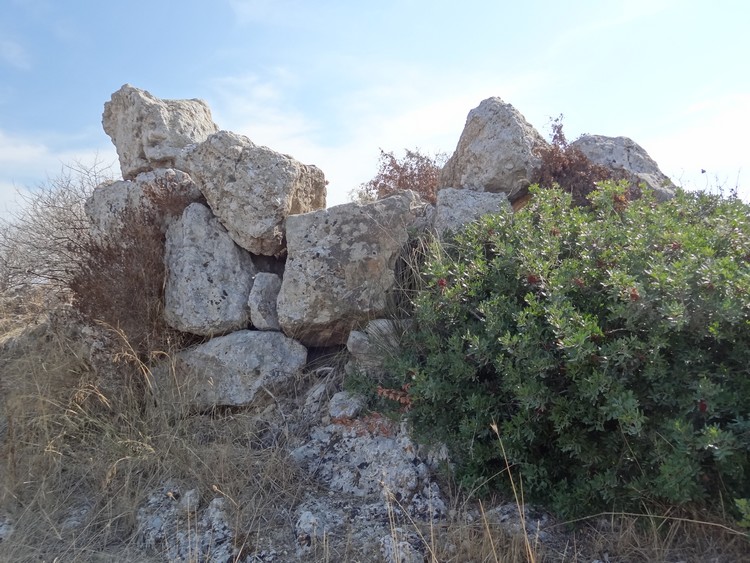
top-left (0, 131), bottom-right (46, 165)
top-left (0, 39), bottom-right (31, 70)
top-left (207, 64), bottom-right (554, 207)
top-left (0, 130), bottom-right (116, 180)
top-left (0, 181), bottom-right (33, 221)
top-left (0, 129), bottom-right (118, 220)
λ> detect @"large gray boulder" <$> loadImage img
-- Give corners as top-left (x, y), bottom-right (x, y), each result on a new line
top-left (570, 135), bottom-right (675, 201)
top-left (173, 330), bottom-right (307, 408)
top-left (433, 187), bottom-right (511, 238)
top-left (85, 168), bottom-right (202, 238)
top-left (290, 419), bottom-right (445, 513)
top-left (277, 191), bottom-right (431, 347)
top-left (102, 85), bottom-right (219, 180)
top-left (163, 203), bottom-right (257, 336)
top-left (439, 97), bottom-right (548, 199)
top-left (178, 130), bottom-right (327, 257)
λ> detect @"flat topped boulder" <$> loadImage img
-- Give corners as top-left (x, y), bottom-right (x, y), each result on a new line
top-left (173, 330), bottom-right (307, 408)
top-left (179, 130), bottom-right (327, 257)
top-left (277, 191), bottom-right (431, 347)
top-left (440, 97), bottom-right (548, 199)
top-left (103, 84), bottom-right (219, 180)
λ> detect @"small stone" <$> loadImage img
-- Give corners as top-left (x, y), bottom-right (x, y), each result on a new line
top-left (328, 391), bottom-right (364, 419)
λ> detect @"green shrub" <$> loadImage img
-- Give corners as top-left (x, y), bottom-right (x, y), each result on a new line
top-left (396, 181), bottom-right (750, 517)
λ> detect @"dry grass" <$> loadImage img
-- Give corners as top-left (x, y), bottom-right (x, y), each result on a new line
top-left (1, 294), bottom-right (748, 562)
top-left (0, 292), bottom-right (309, 562)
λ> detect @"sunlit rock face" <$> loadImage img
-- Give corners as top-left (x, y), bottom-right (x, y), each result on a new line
top-left (164, 203), bottom-right (257, 336)
top-left (570, 134), bottom-right (675, 201)
top-left (178, 130), bottom-right (326, 257)
top-left (439, 96), bottom-right (548, 199)
top-left (103, 84), bottom-right (219, 180)
top-left (174, 330), bottom-right (307, 408)
top-left (277, 191), bottom-right (431, 347)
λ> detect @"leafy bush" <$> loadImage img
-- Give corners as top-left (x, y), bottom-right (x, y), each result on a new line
top-left (395, 181), bottom-right (750, 517)
top-left (350, 148), bottom-right (446, 205)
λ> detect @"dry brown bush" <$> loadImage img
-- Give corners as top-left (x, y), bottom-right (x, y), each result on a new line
top-left (352, 148), bottom-right (447, 205)
top-left (0, 301), bottom-right (308, 562)
top-left (0, 159), bottom-right (114, 291)
top-left (531, 117), bottom-right (638, 207)
top-left (68, 176), bottom-right (200, 360)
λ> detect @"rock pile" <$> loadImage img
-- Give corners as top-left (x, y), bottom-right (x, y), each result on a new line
top-left (83, 85), bottom-right (676, 561)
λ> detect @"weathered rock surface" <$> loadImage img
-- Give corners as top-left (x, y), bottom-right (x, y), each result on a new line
top-left (289, 415), bottom-right (446, 561)
top-left (103, 84), bottom-right (218, 180)
top-left (570, 134), bottom-right (675, 201)
top-left (327, 390), bottom-right (364, 419)
top-left (137, 483), bottom-right (236, 562)
top-left (434, 187), bottom-right (511, 237)
top-left (439, 97), bottom-right (548, 199)
top-left (380, 531), bottom-right (425, 563)
top-left (164, 203), bottom-right (257, 336)
top-left (179, 130), bottom-right (327, 257)
top-left (293, 496), bottom-right (428, 562)
top-left (85, 168), bottom-right (202, 238)
top-left (290, 418), bottom-right (445, 514)
top-left (277, 191), bottom-right (431, 347)
top-left (247, 272), bottom-right (282, 331)
top-left (173, 330), bottom-right (307, 408)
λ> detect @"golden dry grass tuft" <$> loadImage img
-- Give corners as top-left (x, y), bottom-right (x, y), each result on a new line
top-left (0, 292), bottom-right (309, 562)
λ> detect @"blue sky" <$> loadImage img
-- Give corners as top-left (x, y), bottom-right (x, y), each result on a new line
top-left (1, 0), bottom-right (748, 216)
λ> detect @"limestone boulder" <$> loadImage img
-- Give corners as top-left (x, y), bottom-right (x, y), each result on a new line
top-left (290, 419), bottom-right (446, 516)
top-left (570, 135), bottom-right (675, 201)
top-left (102, 84), bottom-right (218, 180)
top-left (178, 130), bottom-right (326, 256)
top-left (247, 272), bottom-right (282, 331)
top-left (439, 97), bottom-right (548, 199)
top-left (137, 484), bottom-right (235, 562)
top-left (173, 330), bottom-right (307, 408)
top-left (434, 187), bottom-right (511, 238)
top-left (277, 191), bottom-right (431, 347)
top-left (164, 203), bottom-right (257, 336)
top-left (85, 168), bottom-right (202, 238)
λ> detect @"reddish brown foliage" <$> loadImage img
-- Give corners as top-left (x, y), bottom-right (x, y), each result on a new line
top-left (69, 179), bottom-right (199, 358)
top-left (377, 383), bottom-right (412, 411)
top-left (331, 412), bottom-right (398, 437)
top-left (353, 148), bottom-right (447, 205)
top-left (531, 117), bottom-right (637, 207)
